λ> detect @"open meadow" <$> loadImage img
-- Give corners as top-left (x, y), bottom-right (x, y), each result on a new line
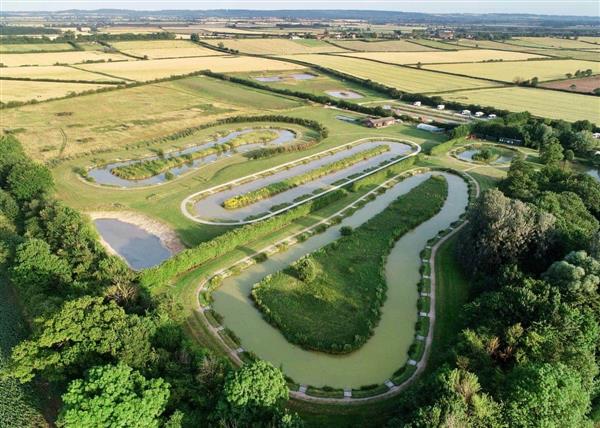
top-left (0, 75), bottom-right (304, 160)
top-left (111, 40), bottom-right (223, 59)
top-left (277, 54), bottom-right (501, 93)
top-left (426, 59), bottom-right (600, 83)
top-left (204, 38), bottom-right (346, 54)
top-left (437, 86), bottom-right (600, 123)
top-left (78, 55), bottom-right (305, 81)
top-left (0, 79), bottom-right (111, 103)
top-left (341, 48), bottom-right (546, 65)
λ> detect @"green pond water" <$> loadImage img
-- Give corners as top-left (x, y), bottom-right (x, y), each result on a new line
top-left (212, 172), bottom-right (469, 388)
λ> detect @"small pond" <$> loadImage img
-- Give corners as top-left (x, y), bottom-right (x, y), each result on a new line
top-left (254, 73), bottom-right (316, 82)
top-left (456, 148), bottom-right (513, 164)
top-left (87, 129), bottom-right (295, 188)
top-left (94, 219), bottom-right (171, 270)
top-left (289, 73), bottom-right (316, 80)
top-left (254, 76), bottom-right (283, 82)
top-left (325, 90), bottom-right (363, 99)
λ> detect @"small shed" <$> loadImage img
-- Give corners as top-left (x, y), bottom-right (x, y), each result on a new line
top-left (437, 104), bottom-right (445, 110)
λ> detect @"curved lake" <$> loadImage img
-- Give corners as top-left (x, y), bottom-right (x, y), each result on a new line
top-left (193, 140), bottom-right (412, 223)
top-left (211, 172), bottom-right (469, 388)
top-left (88, 128), bottom-right (295, 188)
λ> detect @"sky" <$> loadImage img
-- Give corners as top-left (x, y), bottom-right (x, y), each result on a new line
top-left (2, 0), bottom-right (599, 17)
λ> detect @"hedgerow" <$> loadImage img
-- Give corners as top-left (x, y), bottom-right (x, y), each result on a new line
top-left (139, 189), bottom-right (347, 289)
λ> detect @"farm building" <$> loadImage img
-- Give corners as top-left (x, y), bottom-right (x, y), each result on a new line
top-left (363, 117), bottom-right (396, 128)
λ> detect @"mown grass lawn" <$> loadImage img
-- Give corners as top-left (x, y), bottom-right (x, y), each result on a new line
top-left (251, 176), bottom-right (448, 353)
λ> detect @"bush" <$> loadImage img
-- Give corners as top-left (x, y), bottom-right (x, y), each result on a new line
top-left (294, 257), bottom-right (316, 282)
top-left (340, 226), bottom-right (353, 236)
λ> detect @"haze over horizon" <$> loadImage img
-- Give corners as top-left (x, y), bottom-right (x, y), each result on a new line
top-left (2, 0), bottom-right (599, 17)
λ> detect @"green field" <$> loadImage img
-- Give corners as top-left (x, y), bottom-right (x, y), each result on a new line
top-left (251, 176), bottom-right (448, 353)
top-left (277, 54), bottom-right (501, 93)
top-left (232, 70), bottom-right (391, 103)
top-left (0, 42), bottom-right (75, 53)
top-left (437, 86), bottom-right (600, 123)
top-left (426, 59), bottom-right (600, 83)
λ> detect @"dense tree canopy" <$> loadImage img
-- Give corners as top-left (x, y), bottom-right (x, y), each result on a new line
top-left (457, 189), bottom-right (554, 275)
top-left (59, 364), bottom-right (170, 428)
top-left (9, 297), bottom-right (156, 383)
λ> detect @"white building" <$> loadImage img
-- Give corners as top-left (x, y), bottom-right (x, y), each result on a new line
top-left (413, 101), bottom-right (422, 107)
top-left (417, 123), bottom-right (444, 133)
top-left (461, 110), bottom-right (471, 116)
top-left (474, 111), bottom-right (485, 117)
top-left (437, 104), bottom-right (445, 110)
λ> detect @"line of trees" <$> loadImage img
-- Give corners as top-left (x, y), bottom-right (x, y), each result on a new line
top-left (0, 135), bottom-right (300, 427)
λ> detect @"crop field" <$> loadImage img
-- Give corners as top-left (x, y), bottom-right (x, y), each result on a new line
top-left (331, 40), bottom-right (438, 52)
top-left (111, 40), bottom-right (223, 59)
top-left (277, 54), bottom-right (501, 93)
top-left (0, 42), bottom-right (75, 53)
top-left (342, 48), bottom-right (546, 65)
top-left (78, 56), bottom-right (305, 81)
top-left (426, 59), bottom-right (600, 83)
top-left (0, 50), bottom-right (131, 66)
top-left (508, 37), bottom-right (600, 50)
top-left (408, 39), bottom-right (466, 50)
top-left (0, 79), bottom-right (112, 103)
top-left (0, 65), bottom-right (124, 82)
top-left (205, 38), bottom-right (346, 54)
top-left (540, 75), bottom-right (600, 94)
top-left (1, 75), bottom-right (303, 160)
top-left (437, 86), bottom-right (600, 123)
